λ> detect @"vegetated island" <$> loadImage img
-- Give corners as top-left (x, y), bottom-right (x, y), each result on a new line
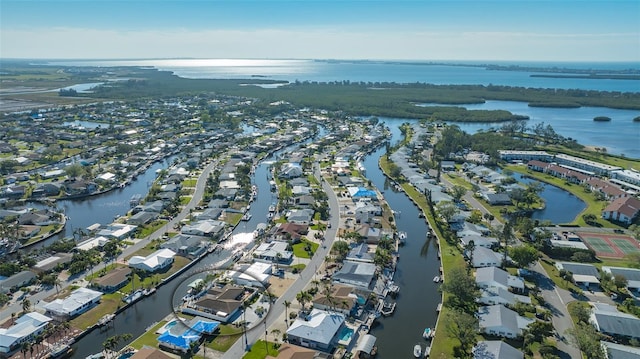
top-left (531, 74), bottom-right (640, 80)
top-left (593, 116), bottom-right (612, 122)
top-left (3, 63), bottom-right (640, 122)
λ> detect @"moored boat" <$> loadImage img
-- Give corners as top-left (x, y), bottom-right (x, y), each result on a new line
top-left (422, 327), bottom-right (433, 339)
top-left (413, 344), bottom-right (422, 358)
top-left (433, 275), bottom-right (440, 283)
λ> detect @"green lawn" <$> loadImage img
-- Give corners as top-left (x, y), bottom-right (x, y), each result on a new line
top-left (129, 321), bottom-right (167, 349)
top-left (292, 239), bottom-right (319, 258)
top-left (136, 220), bottom-right (169, 238)
top-left (207, 324), bottom-right (242, 352)
top-left (70, 292), bottom-right (123, 330)
top-left (242, 340), bottom-right (279, 359)
top-left (180, 196), bottom-right (192, 205)
top-left (539, 258), bottom-right (582, 292)
top-left (182, 179), bottom-right (197, 187)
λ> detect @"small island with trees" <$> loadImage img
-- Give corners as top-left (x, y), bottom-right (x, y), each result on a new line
top-left (593, 116), bottom-right (612, 122)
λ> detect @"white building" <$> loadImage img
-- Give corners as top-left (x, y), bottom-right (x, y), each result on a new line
top-left (129, 248), bottom-right (176, 272)
top-left (227, 262), bottom-right (272, 287)
top-left (478, 305), bottom-right (533, 339)
top-left (44, 287), bottom-right (102, 320)
top-left (0, 312), bottom-right (52, 354)
top-left (286, 309), bottom-right (345, 352)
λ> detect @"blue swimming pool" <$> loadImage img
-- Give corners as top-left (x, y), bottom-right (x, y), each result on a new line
top-left (339, 327), bottom-right (354, 342)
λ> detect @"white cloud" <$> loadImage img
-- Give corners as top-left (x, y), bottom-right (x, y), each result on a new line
top-left (2, 27), bottom-right (638, 61)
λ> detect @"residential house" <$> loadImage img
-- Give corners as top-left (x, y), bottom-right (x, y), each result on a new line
top-left (44, 287), bottom-right (102, 320)
top-left (345, 243), bottom-right (374, 263)
top-left (157, 317), bottom-right (219, 353)
top-left (160, 234), bottom-right (208, 258)
top-left (181, 220), bottom-right (226, 238)
top-left (128, 248), bottom-right (176, 272)
top-left (590, 302), bottom-right (640, 340)
top-left (0, 271), bottom-right (36, 294)
top-left (97, 223), bottom-right (137, 240)
top-left (184, 284), bottom-right (246, 323)
top-left (92, 267), bottom-right (132, 293)
top-left (280, 163), bottom-right (303, 179)
top-left (468, 247), bottom-right (503, 268)
top-left (473, 340), bottom-right (523, 359)
top-left (332, 260), bottom-right (376, 293)
top-left (555, 262), bottom-right (601, 290)
top-left (356, 225), bottom-right (382, 244)
top-left (286, 309), bottom-right (346, 352)
top-left (130, 348), bottom-right (174, 359)
top-left (287, 209), bottom-right (315, 225)
top-left (265, 344), bottom-right (332, 359)
top-left (600, 341), bottom-right (640, 359)
top-left (127, 211), bottom-right (159, 226)
top-left (602, 266), bottom-right (640, 294)
top-left (478, 287), bottom-right (531, 306)
top-left (477, 305), bottom-right (534, 339)
top-left (33, 253), bottom-right (73, 273)
top-left (482, 192), bottom-right (512, 205)
top-left (602, 197), bottom-right (640, 224)
top-left (459, 234), bottom-right (498, 249)
top-left (271, 222), bottom-right (309, 241)
top-left (475, 267), bottom-right (525, 293)
top-left (227, 262), bottom-right (272, 287)
top-left (0, 312), bottom-right (52, 354)
top-left (253, 240), bottom-right (293, 264)
top-left (32, 183), bottom-right (62, 197)
top-left (312, 284), bottom-right (358, 315)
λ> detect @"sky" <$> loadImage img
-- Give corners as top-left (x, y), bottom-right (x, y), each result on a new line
top-left (1, 0), bottom-right (639, 62)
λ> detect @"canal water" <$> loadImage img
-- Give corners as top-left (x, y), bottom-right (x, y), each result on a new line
top-left (365, 119), bottom-right (442, 358)
top-left (31, 155), bottom-right (180, 250)
top-left (70, 127), bottom-right (324, 357)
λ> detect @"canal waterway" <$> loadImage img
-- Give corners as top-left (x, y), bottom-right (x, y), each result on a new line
top-left (31, 155), bottom-right (180, 250)
top-left (364, 119), bottom-right (442, 358)
top-left (70, 127), bottom-right (325, 358)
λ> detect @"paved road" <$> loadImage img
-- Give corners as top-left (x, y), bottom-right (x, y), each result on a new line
top-left (531, 262), bottom-right (582, 359)
top-left (0, 158), bottom-right (220, 322)
top-left (221, 162), bottom-right (341, 358)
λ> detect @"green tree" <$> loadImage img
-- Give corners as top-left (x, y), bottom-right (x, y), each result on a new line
top-left (508, 245), bottom-right (540, 268)
top-left (436, 201), bottom-right (459, 223)
top-left (445, 310), bottom-right (479, 357)
top-left (440, 266), bottom-right (479, 311)
top-left (450, 185), bottom-right (467, 203)
top-left (567, 323), bottom-right (605, 359)
top-left (331, 241), bottom-right (349, 260)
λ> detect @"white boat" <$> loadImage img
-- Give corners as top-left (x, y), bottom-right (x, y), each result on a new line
top-left (433, 276), bottom-right (440, 283)
top-left (424, 345), bottom-right (431, 357)
top-left (413, 344), bottom-right (422, 358)
top-left (241, 213), bottom-right (252, 221)
top-left (422, 327), bottom-right (433, 339)
top-left (97, 313), bottom-right (115, 326)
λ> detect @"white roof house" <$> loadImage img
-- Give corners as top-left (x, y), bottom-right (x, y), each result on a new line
top-left (286, 309), bottom-right (345, 352)
top-left (332, 260), bottom-right (376, 291)
top-left (478, 287), bottom-right (531, 307)
top-left (253, 240), bottom-right (293, 263)
top-left (478, 305), bottom-right (534, 339)
top-left (473, 340), bottom-right (523, 359)
top-left (476, 267), bottom-right (525, 293)
top-left (129, 248), bottom-right (176, 272)
top-left (227, 262), bottom-right (272, 287)
top-left (0, 312), bottom-right (52, 353)
top-left (602, 266), bottom-right (640, 294)
top-left (181, 220), bottom-right (225, 238)
top-left (470, 247), bottom-right (503, 268)
top-left (601, 341), bottom-right (640, 359)
top-left (44, 287), bottom-right (102, 319)
top-left (97, 223), bottom-right (137, 239)
top-left (590, 302), bottom-right (640, 339)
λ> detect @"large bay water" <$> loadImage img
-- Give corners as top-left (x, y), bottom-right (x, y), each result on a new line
top-left (49, 59), bottom-right (640, 93)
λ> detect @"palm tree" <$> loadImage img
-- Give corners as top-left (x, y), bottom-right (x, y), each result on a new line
top-left (21, 298), bottom-right (31, 313)
top-left (296, 291), bottom-right (312, 313)
top-left (271, 328), bottom-right (282, 345)
top-left (283, 300), bottom-right (291, 328)
top-left (20, 342), bottom-right (29, 359)
top-left (53, 278), bottom-right (62, 295)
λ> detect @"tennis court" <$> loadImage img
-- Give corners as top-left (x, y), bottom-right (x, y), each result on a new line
top-left (578, 232), bottom-right (640, 259)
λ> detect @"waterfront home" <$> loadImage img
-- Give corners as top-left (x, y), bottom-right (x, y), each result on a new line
top-left (0, 312), bottom-right (52, 354)
top-left (181, 220), bottom-right (226, 238)
top-left (355, 225), bottom-right (382, 244)
top-left (346, 243), bottom-right (375, 263)
top-left (265, 343), bottom-right (333, 359)
top-left (600, 341), bottom-right (640, 359)
top-left (602, 266), bottom-right (640, 294)
top-left (293, 194), bottom-right (315, 208)
top-left (131, 200), bottom-right (165, 214)
top-left (286, 208), bottom-right (315, 225)
top-left (459, 234), bottom-right (498, 249)
top-left (602, 196), bottom-right (640, 224)
top-left (498, 150), bottom-right (552, 163)
top-left (91, 267), bottom-right (132, 293)
top-left (160, 234), bottom-right (208, 258)
top-left (226, 262), bottom-right (272, 287)
top-left (347, 187), bottom-right (377, 199)
top-left (184, 284), bottom-right (246, 323)
top-left (128, 211), bottom-right (159, 226)
top-left (482, 192), bottom-right (512, 206)
top-left (611, 169), bottom-right (640, 189)
top-left (196, 208), bottom-right (223, 221)
top-left (590, 302), bottom-right (640, 340)
top-left (475, 267), bottom-right (525, 294)
top-left (555, 262), bottom-right (601, 290)
top-left (291, 185), bottom-right (312, 196)
top-left (0, 270), bottom-right (36, 294)
top-left (33, 252), bottom-right (73, 273)
top-left (478, 287), bottom-right (531, 306)
top-left (97, 223), bottom-right (138, 240)
top-left (280, 163), bottom-right (303, 179)
top-left (311, 284), bottom-right (358, 316)
top-left (129, 248), bottom-right (176, 272)
top-left (32, 182), bottom-right (62, 197)
top-left (44, 287), bottom-right (102, 320)
top-left (253, 240), bottom-right (293, 264)
top-left (286, 309), bottom-right (346, 352)
top-left (473, 340), bottom-right (523, 359)
top-left (554, 154), bottom-right (622, 176)
top-left (130, 347), bottom-right (173, 359)
top-left (467, 247), bottom-right (503, 268)
top-left (271, 222), bottom-right (309, 241)
top-left (477, 305), bottom-right (534, 339)
top-left (157, 316), bottom-right (220, 353)
top-left (332, 260), bottom-right (376, 293)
